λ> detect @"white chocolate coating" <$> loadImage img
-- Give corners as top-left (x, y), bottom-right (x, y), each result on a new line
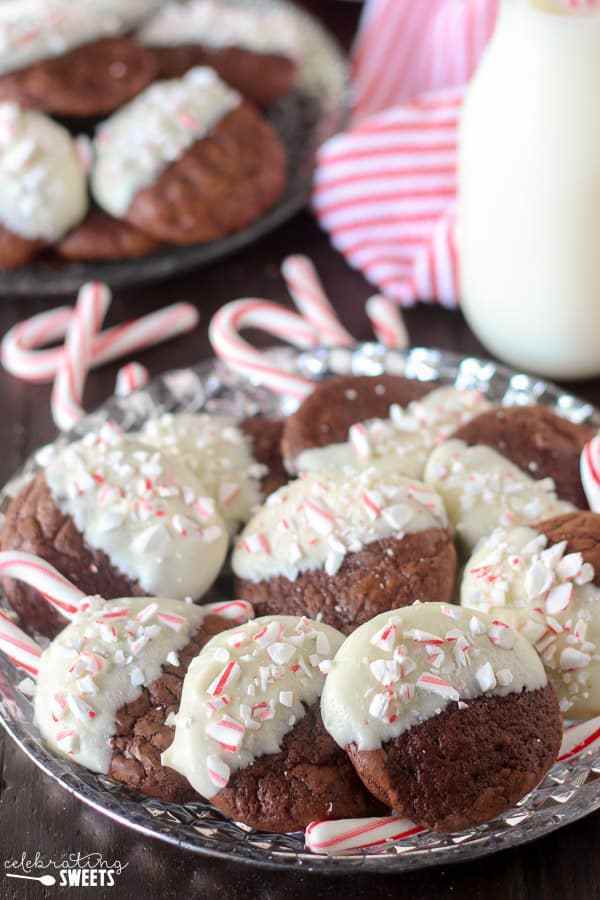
top-left (461, 524), bottom-right (600, 718)
top-left (0, 0), bottom-right (141, 76)
top-left (139, 413), bottom-right (264, 534)
top-left (91, 67), bottom-right (240, 218)
top-left (294, 387), bottom-right (492, 480)
top-left (43, 424), bottom-right (228, 601)
top-left (232, 470), bottom-right (448, 584)
top-left (35, 596), bottom-right (205, 773)
top-left (162, 615), bottom-right (344, 799)
top-left (321, 603), bottom-right (547, 753)
top-left (138, 0), bottom-right (301, 59)
top-left (424, 439), bottom-right (575, 552)
top-left (0, 103), bottom-right (87, 240)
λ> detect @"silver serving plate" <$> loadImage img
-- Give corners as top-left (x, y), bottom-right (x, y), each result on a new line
top-left (0, 0), bottom-right (349, 297)
top-left (1, 345), bottom-right (600, 873)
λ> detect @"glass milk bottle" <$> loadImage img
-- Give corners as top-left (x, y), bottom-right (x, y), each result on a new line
top-left (458, 0), bottom-right (600, 380)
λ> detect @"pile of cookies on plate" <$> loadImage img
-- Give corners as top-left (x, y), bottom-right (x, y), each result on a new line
top-left (0, 0), bottom-right (297, 271)
top-left (2, 372), bottom-right (599, 836)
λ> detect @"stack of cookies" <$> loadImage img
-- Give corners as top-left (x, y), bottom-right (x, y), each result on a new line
top-left (0, 0), bottom-right (295, 270)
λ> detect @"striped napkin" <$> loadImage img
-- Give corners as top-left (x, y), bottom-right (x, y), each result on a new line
top-left (313, 0), bottom-right (500, 307)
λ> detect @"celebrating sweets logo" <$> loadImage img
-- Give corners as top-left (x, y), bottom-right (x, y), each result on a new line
top-left (4, 852), bottom-right (128, 888)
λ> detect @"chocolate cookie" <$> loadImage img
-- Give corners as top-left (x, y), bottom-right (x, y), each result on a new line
top-left (293, 386), bottom-right (493, 481)
top-left (452, 406), bottom-right (593, 510)
top-left (461, 511), bottom-right (600, 719)
top-left (211, 704), bottom-right (380, 832)
top-left (0, 38), bottom-right (158, 118)
top-left (138, 0), bottom-right (298, 106)
top-left (233, 471), bottom-right (456, 633)
top-left (126, 102), bottom-right (285, 245)
top-left (322, 604), bottom-right (562, 832)
top-left (1, 472), bottom-right (144, 638)
top-left (164, 615), bottom-right (378, 831)
top-left (240, 417), bottom-right (288, 498)
top-left (33, 595), bottom-right (254, 801)
top-left (91, 68), bottom-right (286, 246)
top-left (110, 613), bottom-right (229, 802)
top-left (348, 686), bottom-right (560, 832)
top-left (150, 45), bottom-right (296, 107)
top-left (57, 211), bottom-right (160, 262)
top-left (281, 375), bottom-right (432, 473)
top-left (0, 103), bottom-right (87, 270)
top-left (1, 429), bottom-right (229, 637)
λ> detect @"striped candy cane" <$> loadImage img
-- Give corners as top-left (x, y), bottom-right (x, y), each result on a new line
top-left (0, 610), bottom-right (41, 677)
top-left (0, 552), bottom-right (86, 619)
top-left (1, 301), bottom-right (199, 384)
top-left (305, 816), bottom-right (425, 855)
top-left (365, 295), bottom-right (409, 349)
top-left (281, 256), bottom-right (355, 348)
top-left (203, 600), bottom-right (254, 624)
top-left (51, 282), bottom-right (111, 431)
top-left (115, 362), bottom-right (150, 398)
top-left (209, 299), bottom-right (320, 400)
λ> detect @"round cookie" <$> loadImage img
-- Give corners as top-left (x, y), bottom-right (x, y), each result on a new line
top-left (138, 413), bottom-right (267, 533)
top-left (281, 375), bottom-right (432, 474)
top-left (0, 2), bottom-right (158, 117)
top-left (321, 603), bottom-right (562, 832)
top-left (233, 470), bottom-right (457, 633)
top-left (91, 67), bottom-right (286, 246)
top-left (57, 211), bottom-right (160, 262)
top-left (425, 439), bottom-right (576, 554)
top-left (163, 615), bottom-right (379, 831)
top-left (294, 386), bottom-right (493, 480)
top-left (452, 406), bottom-right (594, 510)
top-left (461, 511), bottom-right (600, 719)
top-left (0, 424), bottom-right (228, 637)
top-left (0, 102), bottom-right (87, 270)
top-left (34, 595), bottom-right (246, 802)
top-left (139, 0), bottom-right (298, 106)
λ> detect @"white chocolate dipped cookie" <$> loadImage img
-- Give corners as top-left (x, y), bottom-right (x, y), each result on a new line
top-left (139, 413), bottom-right (266, 534)
top-left (295, 387), bottom-right (493, 480)
top-left (138, 0), bottom-right (301, 60)
top-left (42, 426), bottom-right (228, 601)
top-left (34, 594), bottom-right (253, 800)
top-left (0, 0), bottom-right (137, 77)
top-left (233, 470), bottom-right (457, 633)
top-left (461, 511), bottom-right (600, 719)
top-left (0, 423), bottom-right (229, 636)
top-left (0, 102), bottom-right (87, 257)
top-left (92, 67), bottom-right (239, 220)
top-left (321, 603), bottom-right (562, 831)
top-left (424, 440), bottom-right (575, 553)
top-left (162, 615), bottom-right (378, 831)
top-left (90, 66), bottom-right (286, 245)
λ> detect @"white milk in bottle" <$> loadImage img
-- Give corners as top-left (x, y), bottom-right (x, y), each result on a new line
top-left (458, 0), bottom-right (600, 379)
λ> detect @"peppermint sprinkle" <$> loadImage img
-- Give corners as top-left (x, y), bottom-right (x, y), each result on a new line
top-left (416, 673), bottom-right (459, 701)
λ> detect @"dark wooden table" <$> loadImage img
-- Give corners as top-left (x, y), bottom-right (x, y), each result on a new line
top-left (1, 4), bottom-right (600, 899)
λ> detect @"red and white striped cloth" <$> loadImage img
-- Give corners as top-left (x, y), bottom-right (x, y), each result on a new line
top-left (314, 0), bottom-right (500, 307)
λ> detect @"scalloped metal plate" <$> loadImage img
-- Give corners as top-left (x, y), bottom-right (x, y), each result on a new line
top-left (1, 345), bottom-right (600, 873)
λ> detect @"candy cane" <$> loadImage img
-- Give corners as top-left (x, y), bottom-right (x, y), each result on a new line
top-left (558, 716), bottom-right (600, 762)
top-left (0, 552), bottom-right (85, 619)
top-left (203, 600), bottom-right (254, 624)
top-left (115, 362), bottom-right (150, 398)
top-left (51, 282), bottom-right (111, 432)
top-left (209, 299), bottom-right (319, 400)
top-left (305, 816), bottom-right (425, 855)
top-left (0, 610), bottom-right (41, 678)
top-left (1, 302), bottom-right (199, 384)
top-left (281, 255), bottom-right (354, 348)
top-left (581, 436), bottom-right (600, 513)
top-left (365, 295), bottom-right (409, 350)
